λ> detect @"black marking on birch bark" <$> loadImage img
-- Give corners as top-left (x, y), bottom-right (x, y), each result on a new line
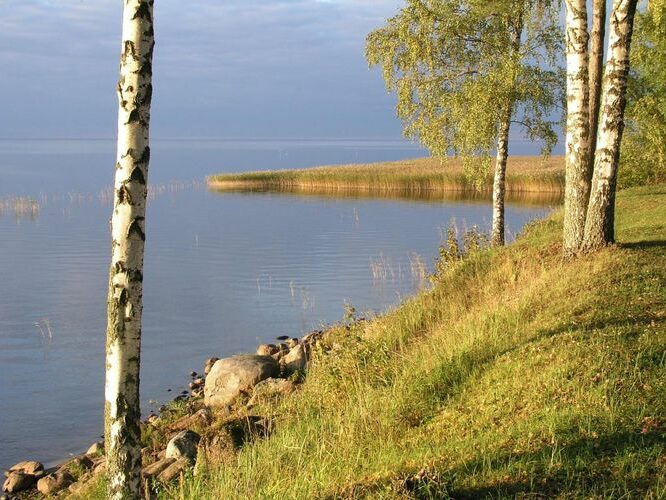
top-left (122, 148), bottom-right (135, 159)
top-left (122, 41), bottom-right (137, 63)
top-left (137, 61), bottom-right (152, 78)
top-left (144, 25), bottom-right (154, 38)
top-left (126, 109), bottom-right (141, 125)
top-left (140, 84), bottom-right (152, 107)
top-left (132, 1), bottom-right (152, 20)
top-left (129, 166), bottom-right (146, 184)
top-left (127, 218), bottom-right (146, 241)
top-left (117, 288), bottom-right (129, 307)
top-left (128, 269), bottom-right (144, 282)
top-left (117, 185), bottom-right (132, 205)
top-left (114, 261), bottom-right (127, 274)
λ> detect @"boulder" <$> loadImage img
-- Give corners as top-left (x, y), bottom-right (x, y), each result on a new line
top-left (282, 344), bottom-right (308, 373)
top-left (3, 471), bottom-right (36, 493)
top-left (204, 355), bottom-right (280, 408)
top-left (166, 430), bottom-right (200, 462)
top-left (7, 460), bottom-right (44, 477)
top-left (157, 458), bottom-right (190, 483)
top-left (285, 338), bottom-right (299, 349)
top-left (36, 471), bottom-right (74, 496)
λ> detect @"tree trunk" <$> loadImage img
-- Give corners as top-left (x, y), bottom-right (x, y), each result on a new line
top-left (588, 0), bottom-right (606, 172)
top-left (491, 109), bottom-right (511, 247)
top-left (582, 0), bottom-right (638, 251)
top-left (490, 13), bottom-right (522, 248)
top-left (563, 0), bottom-right (591, 257)
top-left (104, 1), bottom-right (155, 498)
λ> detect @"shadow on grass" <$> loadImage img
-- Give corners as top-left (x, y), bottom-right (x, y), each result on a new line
top-left (329, 429), bottom-right (665, 499)
top-left (619, 240), bottom-right (666, 250)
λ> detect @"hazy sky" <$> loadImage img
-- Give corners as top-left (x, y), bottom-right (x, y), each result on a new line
top-left (0, 0), bottom-right (410, 139)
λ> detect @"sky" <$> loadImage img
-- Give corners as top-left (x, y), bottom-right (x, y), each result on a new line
top-left (0, 0), bottom-right (410, 139)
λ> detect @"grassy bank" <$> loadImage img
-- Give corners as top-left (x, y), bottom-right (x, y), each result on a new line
top-left (207, 156), bottom-right (565, 198)
top-left (164, 184), bottom-right (664, 499)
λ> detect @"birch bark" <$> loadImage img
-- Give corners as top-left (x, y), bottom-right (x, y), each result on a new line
top-left (563, 0), bottom-right (591, 257)
top-left (104, 1), bottom-right (155, 498)
top-left (588, 0), bottom-right (606, 173)
top-left (583, 0), bottom-right (638, 250)
top-left (491, 108), bottom-right (512, 247)
top-left (491, 14), bottom-right (522, 248)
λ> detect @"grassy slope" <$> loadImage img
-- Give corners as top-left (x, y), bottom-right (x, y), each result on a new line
top-left (207, 156), bottom-right (565, 195)
top-left (159, 185), bottom-right (666, 499)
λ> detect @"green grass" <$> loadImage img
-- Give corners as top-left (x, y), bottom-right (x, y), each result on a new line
top-left (166, 184), bottom-right (665, 499)
top-left (207, 156), bottom-right (565, 199)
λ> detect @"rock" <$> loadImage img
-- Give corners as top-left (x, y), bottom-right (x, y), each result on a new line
top-left (196, 432), bottom-right (237, 466)
top-left (157, 458), bottom-right (190, 482)
top-left (248, 378), bottom-right (296, 406)
top-left (282, 343), bottom-right (308, 373)
top-left (189, 371), bottom-right (198, 378)
top-left (166, 430), bottom-right (201, 462)
top-left (285, 338), bottom-right (299, 349)
top-left (256, 343), bottom-right (279, 356)
top-left (36, 471), bottom-right (74, 496)
top-left (8, 460), bottom-right (44, 477)
top-left (142, 457), bottom-right (176, 479)
top-left (61, 454), bottom-right (94, 473)
top-left (3, 471), bottom-right (36, 493)
top-left (189, 377), bottom-right (205, 389)
top-left (86, 441), bottom-right (104, 456)
top-left (204, 355), bottom-right (280, 408)
top-left (166, 408), bottom-right (212, 433)
top-left (203, 357), bottom-right (219, 376)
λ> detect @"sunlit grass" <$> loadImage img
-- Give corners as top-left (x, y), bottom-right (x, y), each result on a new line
top-left (168, 184), bottom-right (665, 498)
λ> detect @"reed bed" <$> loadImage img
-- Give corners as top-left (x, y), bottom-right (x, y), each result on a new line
top-left (207, 156), bottom-right (565, 199)
top-left (0, 197), bottom-right (40, 218)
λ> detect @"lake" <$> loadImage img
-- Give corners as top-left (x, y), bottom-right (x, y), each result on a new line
top-left (0, 139), bottom-right (554, 470)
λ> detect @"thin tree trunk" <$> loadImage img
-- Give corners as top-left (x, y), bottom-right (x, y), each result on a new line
top-left (582, 0), bottom-right (638, 251)
top-left (491, 108), bottom-right (511, 247)
top-left (563, 0), bottom-right (591, 257)
top-left (104, 1), bottom-right (155, 498)
top-left (490, 13), bottom-right (522, 248)
top-left (588, 0), bottom-right (606, 172)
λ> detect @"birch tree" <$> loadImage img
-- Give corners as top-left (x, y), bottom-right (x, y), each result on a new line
top-left (582, 0), bottom-right (639, 250)
top-left (366, 0), bottom-right (562, 247)
top-left (104, 0), bottom-right (155, 498)
top-left (563, 0), bottom-right (592, 256)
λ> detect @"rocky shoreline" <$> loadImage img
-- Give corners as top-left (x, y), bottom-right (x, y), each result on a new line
top-left (2, 329), bottom-right (324, 498)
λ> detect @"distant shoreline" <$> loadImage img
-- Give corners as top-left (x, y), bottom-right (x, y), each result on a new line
top-left (207, 156), bottom-right (565, 199)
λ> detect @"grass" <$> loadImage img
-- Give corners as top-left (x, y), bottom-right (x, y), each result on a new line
top-left (164, 184), bottom-right (665, 499)
top-left (207, 156), bottom-right (565, 200)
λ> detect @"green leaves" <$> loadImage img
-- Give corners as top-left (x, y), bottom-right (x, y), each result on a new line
top-left (366, 0), bottom-right (564, 168)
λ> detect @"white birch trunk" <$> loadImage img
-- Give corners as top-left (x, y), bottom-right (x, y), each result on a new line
top-left (588, 0), bottom-right (606, 173)
top-left (490, 14), bottom-right (522, 248)
top-left (563, 0), bottom-right (591, 257)
top-left (582, 0), bottom-right (638, 251)
top-left (104, 1), bottom-right (155, 498)
top-left (491, 110), bottom-right (511, 247)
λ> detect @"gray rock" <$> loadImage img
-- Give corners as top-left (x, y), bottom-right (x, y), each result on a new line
top-left (3, 471), bottom-right (36, 493)
top-left (256, 343), bottom-right (279, 356)
top-left (7, 460), bottom-right (44, 478)
top-left (282, 343), bottom-right (308, 373)
top-left (166, 430), bottom-right (201, 462)
top-left (204, 355), bottom-right (280, 408)
top-left (36, 471), bottom-right (74, 496)
top-left (157, 458), bottom-right (190, 482)
top-left (86, 441), bottom-right (104, 456)
top-left (203, 357), bottom-right (219, 376)
top-left (285, 338), bottom-right (299, 349)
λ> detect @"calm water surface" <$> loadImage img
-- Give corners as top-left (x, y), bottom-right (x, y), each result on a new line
top-left (0, 139), bottom-right (553, 469)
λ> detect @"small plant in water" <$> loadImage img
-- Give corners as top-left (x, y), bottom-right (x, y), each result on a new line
top-left (432, 222), bottom-right (488, 282)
